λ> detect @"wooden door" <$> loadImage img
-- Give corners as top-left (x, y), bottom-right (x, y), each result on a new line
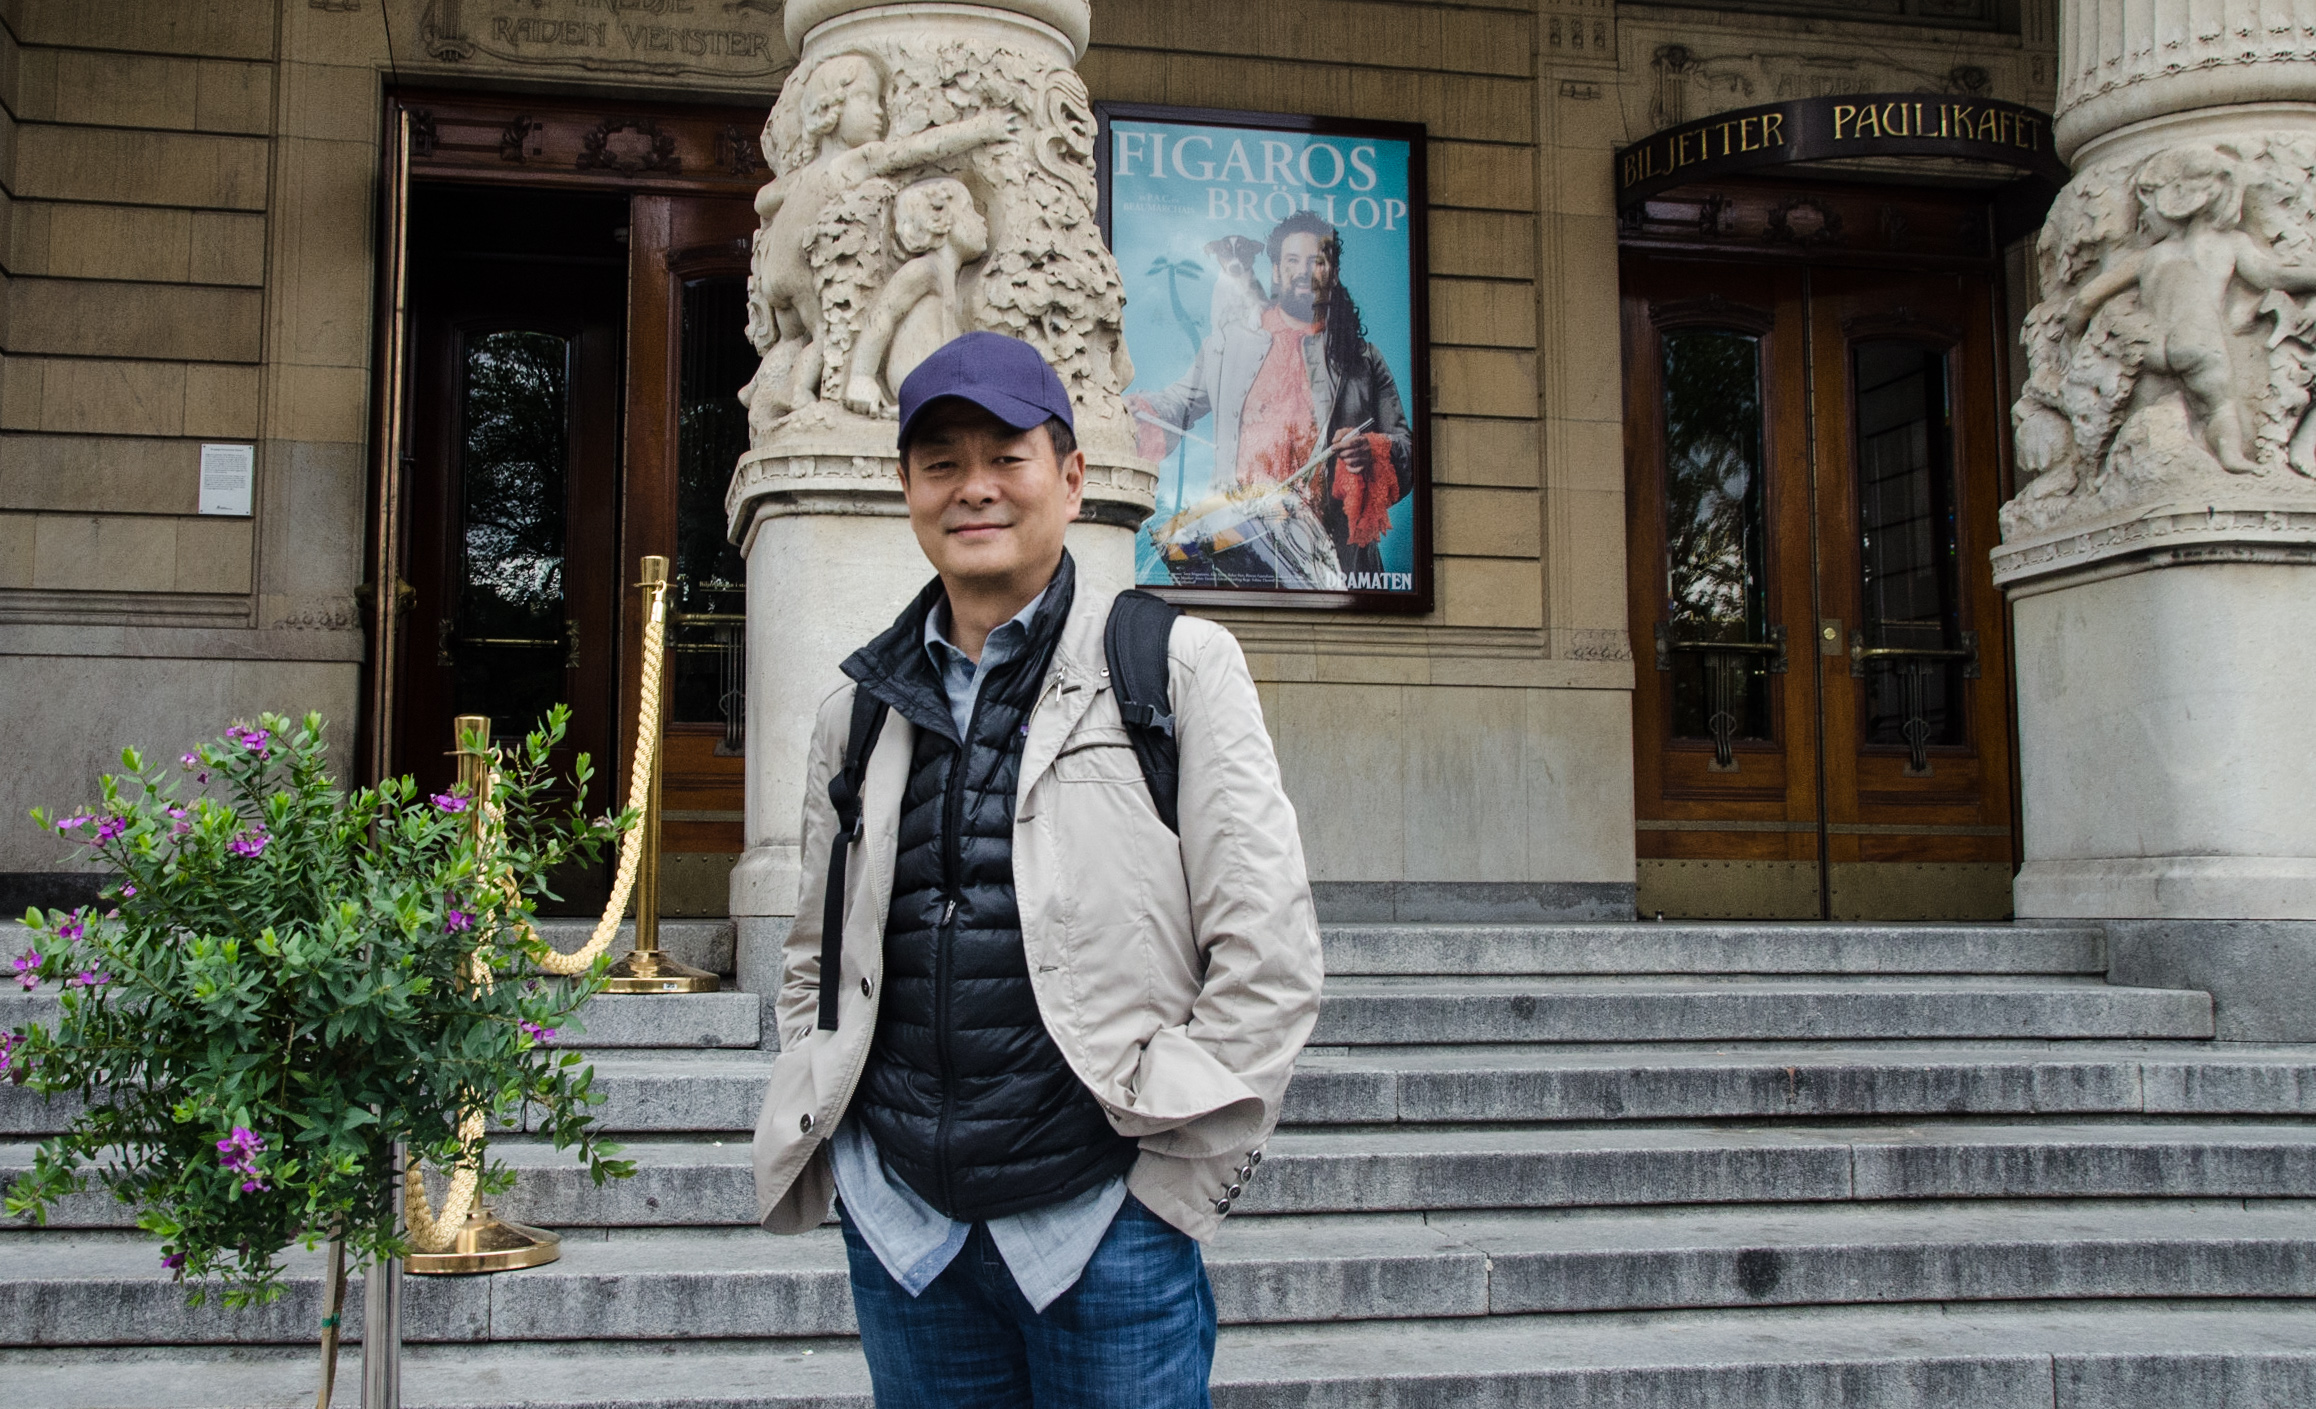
top-left (621, 194), bottom-right (760, 916)
top-left (397, 184), bottom-right (630, 911)
top-left (1624, 251), bottom-right (2017, 920)
top-left (1807, 266), bottom-right (2016, 919)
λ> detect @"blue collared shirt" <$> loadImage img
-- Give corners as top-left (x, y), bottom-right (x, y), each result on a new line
top-left (830, 583), bottom-right (1130, 1312)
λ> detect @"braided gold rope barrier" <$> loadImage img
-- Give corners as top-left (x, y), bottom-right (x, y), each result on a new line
top-left (402, 561), bottom-right (671, 1254)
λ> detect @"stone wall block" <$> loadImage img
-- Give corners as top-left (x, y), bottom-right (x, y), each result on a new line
top-left (43, 51), bottom-right (199, 130)
top-left (266, 363), bottom-right (365, 446)
top-left (267, 137), bottom-right (374, 369)
top-left (1428, 209), bottom-right (1533, 282)
top-left (1544, 414), bottom-right (1623, 495)
top-left (188, 210), bottom-right (266, 287)
top-left (1431, 346), bottom-right (1535, 419)
top-left (0, 433), bottom-right (198, 514)
top-left (1435, 485), bottom-right (1539, 558)
top-left (1547, 485), bottom-right (1626, 629)
top-left (1430, 276), bottom-right (1535, 349)
top-left (1548, 213), bottom-right (1621, 423)
top-left (171, 514), bottom-right (252, 595)
top-left (15, 127), bottom-right (269, 210)
top-left (7, 278), bottom-right (261, 362)
top-left (1429, 140), bottom-right (1534, 213)
top-left (1523, 687), bottom-right (1638, 884)
top-left (0, 510), bottom-right (30, 588)
top-left (183, 363), bottom-right (261, 440)
top-left (257, 438), bottom-right (363, 602)
top-left (0, 354), bottom-right (43, 430)
top-left (26, 358), bottom-right (185, 437)
top-left (1433, 415), bottom-right (1538, 488)
top-left (36, 204), bottom-right (194, 283)
top-left (29, 512), bottom-right (175, 592)
top-left (277, 61), bottom-right (376, 146)
top-left (1400, 685), bottom-right (1529, 880)
top-left (13, 1), bottom-right (276, 60)
top-left (194, 58), bottom-right (272, 136)
top-left (1440, 555), bottom-right (1543, 629)
top-left (1272, 681), bottom-right (1406, 882)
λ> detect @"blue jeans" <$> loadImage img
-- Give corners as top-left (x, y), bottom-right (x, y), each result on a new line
top-left (841, 1196), bottom-right (1217, 1409)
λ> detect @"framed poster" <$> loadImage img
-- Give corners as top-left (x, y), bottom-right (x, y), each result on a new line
top-left (1096, 104), bottom-right (1431, 611)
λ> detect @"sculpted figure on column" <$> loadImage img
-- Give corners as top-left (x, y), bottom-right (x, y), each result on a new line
top-left (2006, 138), bottom-right (2316, 536)
top-left (733, 22), bottom-right (1143, 477)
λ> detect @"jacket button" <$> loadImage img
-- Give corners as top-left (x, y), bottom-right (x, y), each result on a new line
top-left (1213, 1198), bottom-right (1231, 1214)
top-left (798, 1113), bottom-right (814, 1134)
top-left (1228, 1183), bottom-right (1242, 1199)
top-left (860, 976), bottom-right (872, 997)
top-left (1249, 1150), bottom-right (1262, 1166)
top-left (1238, 1164), bottom-right (1255, 1182)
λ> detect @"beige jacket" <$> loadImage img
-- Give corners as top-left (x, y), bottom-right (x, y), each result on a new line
top-left (750, 580), bottom-right (1323, 1241)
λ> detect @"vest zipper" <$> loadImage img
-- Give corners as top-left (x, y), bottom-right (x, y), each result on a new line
top-left (934, 676), bottom-right (989, 1214)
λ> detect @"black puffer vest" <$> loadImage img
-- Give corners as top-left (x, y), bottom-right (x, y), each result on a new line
top-left (839, 554), bottom-right (1139, 1220)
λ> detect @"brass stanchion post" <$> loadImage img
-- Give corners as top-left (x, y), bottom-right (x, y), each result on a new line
top-left (404, 716), bottom-right (561, 1277)
top-left (604, 556), bottom-right (718, 994)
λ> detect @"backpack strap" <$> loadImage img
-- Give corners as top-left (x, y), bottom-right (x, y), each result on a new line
top-left (819, 685), bottom-right (888, 1032)
top-left (1104, 589), bottom-right (1182, 835)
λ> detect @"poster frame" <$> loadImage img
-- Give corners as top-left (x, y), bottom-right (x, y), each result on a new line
top-left (1095, 101), bottom-right (1433, 614)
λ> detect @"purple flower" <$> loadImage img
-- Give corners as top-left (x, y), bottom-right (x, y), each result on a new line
top-left (160, 1250), bottom-right (185, 1271)
top-left (93, 817), bottom-right (126, 843)
top-left (0, 1032), bottom-right (23, 1077)
top-left (57, 913), bottom-right (84, 942)
top-left (429, 792), bottom-right (468, 814)
top-left (217, 1126), bottom-right (267, 1190)
top-left (225, 725), bottom-right (272, 756)
top-left (120, 884), bottom-right (136, 899)
top-left (167, 806), bottom-right (191, 836)
top-left (445, 909), bottom-right (472, 933)
top-left (11, 951), bottom-right (40, 993)
top-left (519, 1021), bottom-right (558, 1043)
top-left (54, 815), bottom-right (89, 835)
top-left (227, 830), bottom-right (269, 859)
top-left (64, 970), bottom-right (110, 990)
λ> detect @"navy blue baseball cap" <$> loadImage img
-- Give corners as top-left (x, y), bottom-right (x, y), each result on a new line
top-left (895, 331), bottom-right (1075, 452)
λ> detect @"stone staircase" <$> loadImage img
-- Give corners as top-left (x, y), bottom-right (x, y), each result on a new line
top-left (7, 918), bottom-right (2316, 1406)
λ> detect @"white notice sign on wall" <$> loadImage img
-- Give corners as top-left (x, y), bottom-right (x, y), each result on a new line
top-left (199, 444), bottom-right (255, 516)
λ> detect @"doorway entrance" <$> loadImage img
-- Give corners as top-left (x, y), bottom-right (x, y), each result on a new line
top-left (1621, 183), bottom-right (2020, 920)
top-left (369, 94), bottom-right (764, 915)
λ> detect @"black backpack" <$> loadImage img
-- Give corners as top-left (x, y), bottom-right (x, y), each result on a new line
top-left (816, 590), bottom-right (1181, 1032)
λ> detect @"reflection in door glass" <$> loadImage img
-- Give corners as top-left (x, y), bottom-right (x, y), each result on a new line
top-left (1853, 340), bottom-right (1963, 752)
top-left (457, 329), bottom-right (571, 735)
top-left (1661, 329), bottom-right (1772, 748)
top-left (673, 276), bottom-right (755, 749)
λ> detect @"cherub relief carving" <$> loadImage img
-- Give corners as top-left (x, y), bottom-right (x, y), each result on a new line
top-left (736, 33), bottom-right (1141, 466)
top-left (2006, 137), bottom-right (2316, 537)
top-left (844, 178), bottom-right (990, 416)
top-left (741, 53), bottom-right (1012, 427)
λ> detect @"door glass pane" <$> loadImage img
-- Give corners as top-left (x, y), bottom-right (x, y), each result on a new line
top-left (672, 275), bottom-right (754, 746)
top-left (1661, 328), bottom-right (1772, 745)
top-left (457, 329), bottom-right (571, 734)
top-left (1853, 339), bottom-right (1963, 748)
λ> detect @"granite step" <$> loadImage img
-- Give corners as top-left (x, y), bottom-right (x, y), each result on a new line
top-left (6, 1300), bottom-right (2316, 1406)
top-left (1285, 1041), bottom-right (2316, 1124)
top-left (528, 919), bottom-right (736, 978)
top-left (31, 1120), bottom-right (2316, 1231)
top-left (11, 1200), bottom-right (2316, 1346)
top-left (18, 1037), bottom-right (2315, 1141)
top-left (1312, 975), bottom-right (2214, 1045)
top-left (1320, 922), bottom-right (2107, 977)
top-left (0, 988), bottom-right (761, 1054)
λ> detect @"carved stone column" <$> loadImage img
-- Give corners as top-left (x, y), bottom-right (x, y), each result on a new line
top-left (2002, 0), bottom-right (2316, 1035)
top-left (723, 0), bottom-right (1153, 1009)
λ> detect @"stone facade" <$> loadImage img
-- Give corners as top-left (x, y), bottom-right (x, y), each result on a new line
top-left (1999, 0), bottom-right (2316, 1035)
top-left (0, 1), bottom-right (2063, 925)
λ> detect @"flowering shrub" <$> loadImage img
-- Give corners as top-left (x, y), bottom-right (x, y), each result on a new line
top-left (3, 710), bottom-right (634, 1306)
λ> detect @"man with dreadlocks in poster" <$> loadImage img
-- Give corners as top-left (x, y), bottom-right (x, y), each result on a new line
top-left (1131, 211), bottom-right (1413, 588)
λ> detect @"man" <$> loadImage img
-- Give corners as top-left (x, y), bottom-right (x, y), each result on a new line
top-left (752, 330), bottom-right (1324, 1407)
top-left (1132, 211), bottom-right (1414, 582)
